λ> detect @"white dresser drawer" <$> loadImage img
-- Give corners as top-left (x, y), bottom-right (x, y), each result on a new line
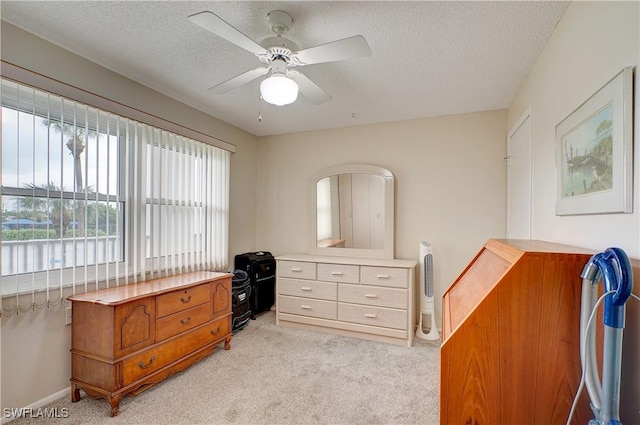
top-left (317, 263), bottom-right (359, 284)
top-left (278, 295), bottom-right (337, 320)
top-left (279, 278), bottom-right (337, 301)
top-left (338, 303), bottom-right (407, 330)
top-left (278, 260), bottom-right (317, 280)
top-left (275, 254), bottom-right (416, 346)
top-left (360, 266), bottom-right (408, 288)
top-left (338, 284), bottom-right (407, 309)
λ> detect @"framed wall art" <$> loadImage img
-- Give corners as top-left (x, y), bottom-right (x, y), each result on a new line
top-left (556, 66), bottom-right (634, 215)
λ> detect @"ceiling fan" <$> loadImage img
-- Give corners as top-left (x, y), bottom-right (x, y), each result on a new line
top-left (188, 10), bottom-right (372, 106)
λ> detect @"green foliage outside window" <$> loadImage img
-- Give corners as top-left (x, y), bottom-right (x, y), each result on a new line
top-left (1, 229), bottom-right (57, 241)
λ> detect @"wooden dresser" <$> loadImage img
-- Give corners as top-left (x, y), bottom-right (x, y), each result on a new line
top-left (276, 254), bottom-right (416, 346)
top-left (441, 239), bottom-right (595, 424)
top-left (68, 271), bottom-right (233, 416)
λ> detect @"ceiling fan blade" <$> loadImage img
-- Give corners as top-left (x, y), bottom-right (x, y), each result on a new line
top-left (188, 11), bottom-right (268, 56)
top-left (288, 71), bottom-right (331, 105)
top-left (208, 66), bottom-right (270, 94)
top-left (293, 35), bottom-right (371, 66)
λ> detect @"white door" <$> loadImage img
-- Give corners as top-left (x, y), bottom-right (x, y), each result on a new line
top-left (507, 111), bottom-right (532, 239)
top-left (369, 175), bottom-right (385, 249)
top-left (351, 173), bottom-right (371, 249)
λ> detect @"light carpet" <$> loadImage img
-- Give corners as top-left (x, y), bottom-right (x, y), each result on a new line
top-left (10, 311), bottom-right (440, 425)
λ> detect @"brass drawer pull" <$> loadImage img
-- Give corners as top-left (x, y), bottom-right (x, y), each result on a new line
top-left (180, 295), bottom-right (192, 304)
top-left (138, 356), bottom-right (156, 369)
top-left (210, 326), bottom-right (221, 335)
top-left (180, 317), bottom-right (192, 325)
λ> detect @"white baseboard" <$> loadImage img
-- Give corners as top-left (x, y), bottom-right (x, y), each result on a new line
top-left (1, 387), bottom-right (69, 424)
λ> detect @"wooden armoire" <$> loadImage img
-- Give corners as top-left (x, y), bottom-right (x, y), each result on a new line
top-left (440, 239), bottom-right (595, 424)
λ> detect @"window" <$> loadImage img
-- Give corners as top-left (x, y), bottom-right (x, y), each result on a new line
top-left (1, 77), bottom-right (230, 314)
top-left (2, 80), bottom-right (124, 280)
top-left (144, 126), bottom-right (230, 276)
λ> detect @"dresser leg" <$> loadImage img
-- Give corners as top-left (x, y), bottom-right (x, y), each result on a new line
top-left (224, 335), bottom-right (232, 350)
top-left (71, 383), bottom-right (81, 402)
top-left (108, 395), bottom-right (122, 417)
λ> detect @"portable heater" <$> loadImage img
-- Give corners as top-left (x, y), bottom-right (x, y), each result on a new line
top-left (416, 241), bottom-right (439, 340)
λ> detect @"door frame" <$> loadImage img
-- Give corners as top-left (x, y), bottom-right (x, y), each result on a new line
top-left (507, 107), bottom-right (532, 239)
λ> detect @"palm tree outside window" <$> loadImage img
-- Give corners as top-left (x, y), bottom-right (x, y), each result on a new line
top-left (1, 80), bottom-right (123, 279)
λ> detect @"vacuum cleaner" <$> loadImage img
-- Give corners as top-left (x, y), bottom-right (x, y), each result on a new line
top-left (579, 247), bottom-right (633, 425)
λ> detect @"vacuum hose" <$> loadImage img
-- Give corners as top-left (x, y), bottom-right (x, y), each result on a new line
top-left (580, 247), bottom-right (633, 425)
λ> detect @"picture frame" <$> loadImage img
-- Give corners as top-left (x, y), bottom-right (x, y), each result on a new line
top-left (555, 67), bottom-right (634, 216)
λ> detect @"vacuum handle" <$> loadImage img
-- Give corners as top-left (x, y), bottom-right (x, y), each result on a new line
top-left (580, 274), bottom-right (602, 412)
top-left (595, 248), bottom-right (633, 328)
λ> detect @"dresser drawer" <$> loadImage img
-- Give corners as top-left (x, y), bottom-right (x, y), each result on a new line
top-left (338, 284), bottom-right (407, 309)
top-left (338, 303), bottom-right (407, 330)
top-left (278, 295), bottom-right (337, 320)
top-left (279, 278), bottom-right (337, 301)
top-left (317, 263), bottom-right (359, 283)
top-left (360, 266), bottom-right (408, 288)
top-left (278, 261), bottom-right (317, 280)
top-left (204, 315), bottom-right (231, 341)
top-left (122, 315), bottom-right (230, 386)
top-left (156, 283), bottom-right (211, 317)
top-left (156, 302), bottom-right (212, 341)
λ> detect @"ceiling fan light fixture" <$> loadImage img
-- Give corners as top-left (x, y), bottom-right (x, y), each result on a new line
top-left (260, 73), bottom-right (298, 106)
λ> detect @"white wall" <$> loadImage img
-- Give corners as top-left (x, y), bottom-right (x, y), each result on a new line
top-left (0, 22), bottom-right (259, 413)
top-left (256, 109), bottom-right (508, 326)
top-left (508, 1), bottom-right (640, 422)
top-left (509, 1), bottom-right (640, 257)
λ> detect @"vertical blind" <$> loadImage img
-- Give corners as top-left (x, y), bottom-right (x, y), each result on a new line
top-left (316, 176), bottom-right (333, 241)
top-left (0, 77), bottom-right (230, 315)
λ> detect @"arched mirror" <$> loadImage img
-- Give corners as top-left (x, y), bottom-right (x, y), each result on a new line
top-left (309, 164), bottom-right (394, 259)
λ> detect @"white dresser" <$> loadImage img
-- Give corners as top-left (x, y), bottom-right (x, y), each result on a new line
top-left (275, 254), bottom-right (417, 346)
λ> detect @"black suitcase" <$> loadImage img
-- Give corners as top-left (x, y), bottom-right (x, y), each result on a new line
top-left (234, 251), bottom-right (275, 317)
top-left (231, 270), bottom-right (252, 331)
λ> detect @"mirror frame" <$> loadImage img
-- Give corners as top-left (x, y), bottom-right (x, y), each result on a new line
top-left (309, 164), bottom-right (394, 259)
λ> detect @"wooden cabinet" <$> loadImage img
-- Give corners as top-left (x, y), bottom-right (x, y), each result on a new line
top-left (276, 254), bottom-right (416, 346)
top-left (68, 271), bottom-right (233, 416)
top-left (441, 239), bottom-right (595, 424)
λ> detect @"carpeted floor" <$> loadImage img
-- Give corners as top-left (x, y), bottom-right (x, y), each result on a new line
top-left (9, 311), bottom-right (440, 425)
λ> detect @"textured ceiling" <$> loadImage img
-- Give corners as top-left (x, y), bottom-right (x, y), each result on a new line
top-left (0, 1), bottom-right (568, 137)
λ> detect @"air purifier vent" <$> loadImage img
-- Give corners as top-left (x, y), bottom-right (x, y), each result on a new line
top-left (416, 241), bottom-right (439, 341)
top-left (424, 252), bottom-right (434, 297)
